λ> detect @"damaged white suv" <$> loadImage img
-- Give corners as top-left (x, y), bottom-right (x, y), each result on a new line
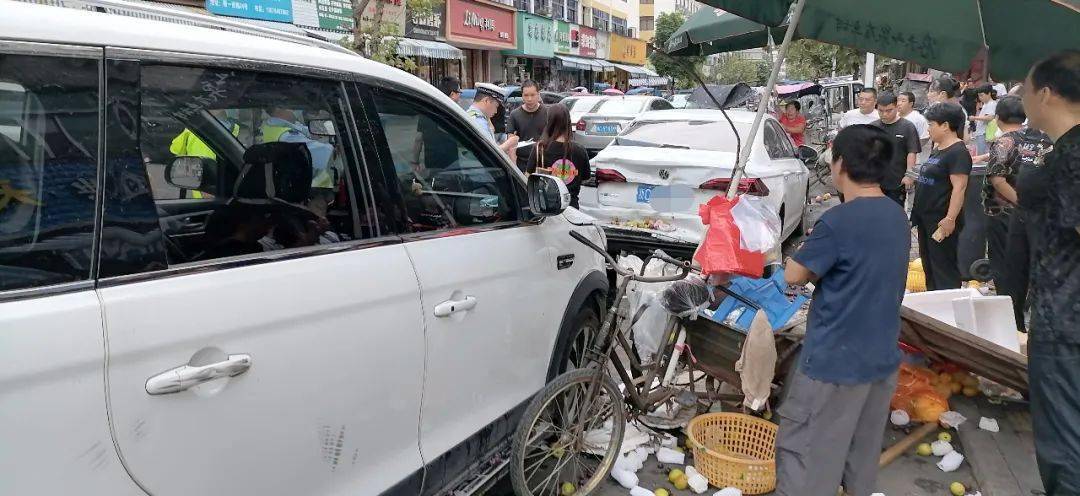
top-left (0, 2), bottom-right (608, 495)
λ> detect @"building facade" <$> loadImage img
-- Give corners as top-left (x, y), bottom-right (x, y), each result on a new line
top-left (637, 0), bottom-right (700, 43)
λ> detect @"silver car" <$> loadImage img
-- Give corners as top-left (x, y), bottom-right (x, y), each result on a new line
top-left (574, 96), bottom-right (675, 156)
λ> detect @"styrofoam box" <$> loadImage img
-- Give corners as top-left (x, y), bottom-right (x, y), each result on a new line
top-left (902, 288), bottom-right (982, 327)
top-left (952, 295), bottom-right (1021, 353)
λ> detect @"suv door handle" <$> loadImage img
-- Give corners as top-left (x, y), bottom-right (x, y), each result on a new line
top-left (145, 354), bottom-right (252, 395)
top-left (434, 296), bottom-right (477, 318)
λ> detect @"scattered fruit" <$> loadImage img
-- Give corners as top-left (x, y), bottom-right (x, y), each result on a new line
top-left (963, 386), bottom-right (979, 397)
top-left (951, 382), bottom-right (964, 394)
top-left (561, 482), bottom-right (575, 496)
top-left (962, 375), bottom-right (979, 388)
top-left (939, 432), bottom-right (953, 443)
top-left (673, 474), bottom-right (689, 490)
top-left (668, 469), bottom-right (685, 483)
top-left (952, 372), bottom-right (968, 383)
top-left (950, 481), bottom-right (966, 496)
top-left (654, 489), bottom-right (670, 496)
top-left (916, 443), bottom-right (933, 456)
top-left (552, 446), bottom-right (565, 459)
top-left (939, 372), bottom-right (953, 384)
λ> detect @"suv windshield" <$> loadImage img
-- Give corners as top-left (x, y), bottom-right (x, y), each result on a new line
top-left (616, 119), bottom-right (750, 152)
top-left (596, 98), bottom-right (646, 115)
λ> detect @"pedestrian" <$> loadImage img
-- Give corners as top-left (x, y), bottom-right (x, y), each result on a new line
top-left (871, 92), bottom-right (921, 207)
top-left (980, 95), bottom-right (1053, 332)
top-left (526, 103), bottom-right (591, 208)
top-left (779, 100), bottom-right (807, 147)
top-left (928, 77), bottom-right (969, 127)
top-left (507, 80), bottom-right (549, 172)
top-left (899, 91), bottom-right (931, 157)
top-left (778, 124), bottom-right (909, 496)
top-left (839, 87), bottom-right (879, 128)
top-left (970, 84), bottom-right (999, 154)
top-left (911, 103), bottom-right (972, 290)
top-left (438, 76), bottom-right (462, 104)
top-left (1019, 49), bottom-right (1080, 496)
top-left (467, 83), bottom-right (519, 155)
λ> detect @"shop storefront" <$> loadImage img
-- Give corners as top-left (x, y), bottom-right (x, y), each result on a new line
top-left (554, 21), bottom-right (606, 90)
top-left (502, 13), bottom-right (555, 86)
top-left (445, 0), bottom-right (517, 86)
top-left (608, 33), bottom-right (651, 90)
top-left (403, 5), bottom-right (465, 86)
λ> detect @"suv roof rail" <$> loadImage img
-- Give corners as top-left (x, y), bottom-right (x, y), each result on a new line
top-left (17, 0), bottom-right (358, 56)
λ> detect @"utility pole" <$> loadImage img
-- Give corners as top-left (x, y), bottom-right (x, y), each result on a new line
top-left (864, 52), bottom-right (875, 87)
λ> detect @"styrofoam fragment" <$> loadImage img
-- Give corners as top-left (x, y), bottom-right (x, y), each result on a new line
top-left (629, 486), bottom-right (654, 496)
top-left (656, 447), bottom-right (686, 464)
top-left (687, 473), bottom-right (709, 494)
top-left (937, 450), bottom-right (965, 472)
top-left (890, 409), bottom-right (910, 426)
top-left (611, 469), bottom-right (638, 489)
top-left (939, 411), bottom-right (968, 429)
top-left (714, 488), bottom-right (743, 496)
top-left (931, 439), bottom-right (954, 456)
top-left (979, 417), bottom-right (1000, 433)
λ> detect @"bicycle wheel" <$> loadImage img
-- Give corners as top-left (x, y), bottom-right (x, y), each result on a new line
top-left (510, 368), bottom-right (626, 496)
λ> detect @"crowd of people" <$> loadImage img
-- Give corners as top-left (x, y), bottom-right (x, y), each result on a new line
top-left (777, 49), bottom-right (1080, 495)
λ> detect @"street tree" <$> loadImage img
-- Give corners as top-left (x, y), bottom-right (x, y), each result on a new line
top-left (650, 12), bottom-right (705, 88)
top-left (784, 39), bottom-right (863, 81)
top-left (709, 54), bottom-right (769, 86)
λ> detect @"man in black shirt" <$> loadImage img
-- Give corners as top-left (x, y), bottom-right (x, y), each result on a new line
top-left (872, 92), bottom-right (921, 207)
top-left (1021, 49), bottom-right (1080, 495)
top-left (508, 80), bottom-right (548, 172)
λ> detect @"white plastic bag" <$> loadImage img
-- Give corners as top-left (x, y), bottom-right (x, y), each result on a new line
top-left (931, 440), bottom-right (954, 456)
top-left (937, 451), bottom-right (965, 472)
top-left (731, 195), bottom-right (782, 253)
top-left (890, 409), bottom-right (911, 426)
top-left (979, 417), bottom-right (1000, 433)
top-left (939, 411), bottom-right (968, 429)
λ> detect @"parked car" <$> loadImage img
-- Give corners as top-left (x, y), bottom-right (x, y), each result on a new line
top-left (669, 92), bottom-right (692, 109)
top-left (575, 96), bottom-right (676, 156)
top-left (0, 2), bottom-right (610, 495)
top-left (578, 109), bottom-right (813, 250)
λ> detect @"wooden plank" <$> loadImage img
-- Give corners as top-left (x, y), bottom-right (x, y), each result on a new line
top-left (900, 307), bottom-right (1029, 394)
top-left (979, 401), bottom-right (1045, 495)
top-left (879, 422), bottom-right (938, 468)
top-left (952, 396), bottom-right (1024, 496)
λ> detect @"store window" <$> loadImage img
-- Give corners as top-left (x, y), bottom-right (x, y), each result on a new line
top-left (370, 90), bottom-right (521, 232)
top-left (0, 53), bottom-right (100, 291)
top-left (135, 64), bottom-right (374, 266)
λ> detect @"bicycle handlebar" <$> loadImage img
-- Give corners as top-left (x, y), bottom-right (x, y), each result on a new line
top-left (569, 230), bottom-right (692, 283)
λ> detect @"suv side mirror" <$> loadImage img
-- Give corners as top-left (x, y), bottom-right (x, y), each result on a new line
top-left (165, 156), bottom-right (216, 195)
top-left (528, 174), bottom-right (570, 216)
top-left (797, 145), bottom-right (820, 165)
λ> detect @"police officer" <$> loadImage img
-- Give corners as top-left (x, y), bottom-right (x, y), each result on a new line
top-left (169, 109), bottom-right (239, 198)
top-left (467, 83), bottom-right (518, 155)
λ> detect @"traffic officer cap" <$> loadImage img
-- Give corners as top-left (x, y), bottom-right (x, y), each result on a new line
top-left (474, 83), bottom-right (507, 105)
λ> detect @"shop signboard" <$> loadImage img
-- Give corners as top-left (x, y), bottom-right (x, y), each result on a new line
top-left (504, 13), bottom-right (554, 58)
top-left (206, 0), bottom-right (292, 22)
top-left (446, 0), bottom-right (517, 49)
top-left (577, 25), bottom-right (598, 58)
top-left (314, 0), bottom-right (354, 31)
top-left (406, 3), bottom-right (445, 40)
top-left (555, 21), bottom-right (578, 55)
top-left (609, 33), bottom-right (646, 65)
top-left (595, 29), bottom-right (609, 60)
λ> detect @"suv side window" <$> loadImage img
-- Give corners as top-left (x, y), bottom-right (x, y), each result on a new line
top-left (769, 120), bottom-right (797, 157)
top-left (0, 53), bottom-right (100, 291)
top-left (134, 64), bottom-right (375, 267)
top-left (367, 88), bottom-right (520, 233)
top-left (762, 121), bottom-right (786, 160)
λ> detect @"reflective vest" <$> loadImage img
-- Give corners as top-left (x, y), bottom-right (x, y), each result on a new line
top-left (259, 123), bottom-right (295, 143)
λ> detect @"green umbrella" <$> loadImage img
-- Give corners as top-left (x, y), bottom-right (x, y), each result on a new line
top-left (689, 0), bottom-right (1080, 81)
top-left (665, 7), bottom-right (793, 57)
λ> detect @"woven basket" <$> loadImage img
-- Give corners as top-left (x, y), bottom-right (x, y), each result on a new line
top-left (686, 413), bottom-right (777, 495)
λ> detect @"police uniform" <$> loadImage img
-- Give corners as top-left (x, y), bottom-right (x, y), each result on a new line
top-left (466, 84), bottom-right (506, 143)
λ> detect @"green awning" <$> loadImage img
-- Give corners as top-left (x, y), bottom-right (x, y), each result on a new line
top-left (666, 7), bottom-right (791, 56)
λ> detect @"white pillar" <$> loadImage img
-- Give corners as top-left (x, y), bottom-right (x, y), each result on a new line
top-left (864, 52), bottom-right (876, 88)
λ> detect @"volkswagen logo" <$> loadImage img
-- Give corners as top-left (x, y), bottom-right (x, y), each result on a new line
top-left (658, 169), bottom-right (670, 180)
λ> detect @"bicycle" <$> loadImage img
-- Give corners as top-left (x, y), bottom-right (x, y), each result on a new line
top-left (508, 231), bottom-right (759, 496)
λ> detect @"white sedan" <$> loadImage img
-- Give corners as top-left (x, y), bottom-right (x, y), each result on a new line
top-left (578, 109), bottom-right (812, 246)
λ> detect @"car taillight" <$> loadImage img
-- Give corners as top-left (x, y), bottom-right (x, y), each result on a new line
top-left (576, 119), bottom-right (586, 131)
top-left (595, 168), bottom-right (626, 183)
top-left (698, 177), bottom-right (770, 196)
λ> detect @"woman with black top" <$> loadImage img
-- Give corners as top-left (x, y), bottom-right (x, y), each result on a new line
top-left (912, 103), bottom-right (973, 290)
top-left (526, 103), bottom-right (591, 208)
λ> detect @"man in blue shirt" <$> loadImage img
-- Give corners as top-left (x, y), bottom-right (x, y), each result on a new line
top-left (776, 125), bottom-right (911, 496)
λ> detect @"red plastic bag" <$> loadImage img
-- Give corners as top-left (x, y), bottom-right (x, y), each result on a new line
top-left (693, 196), bottom-right (765, 278)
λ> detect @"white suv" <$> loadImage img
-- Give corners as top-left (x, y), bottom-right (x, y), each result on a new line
top-left (0, 2), bottom-right (608, 495)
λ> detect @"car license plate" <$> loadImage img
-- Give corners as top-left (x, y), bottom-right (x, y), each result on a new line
top-left (595, 123), bottom-right (618, 135)
top-left (636, 185), bottom-right (654, 203)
